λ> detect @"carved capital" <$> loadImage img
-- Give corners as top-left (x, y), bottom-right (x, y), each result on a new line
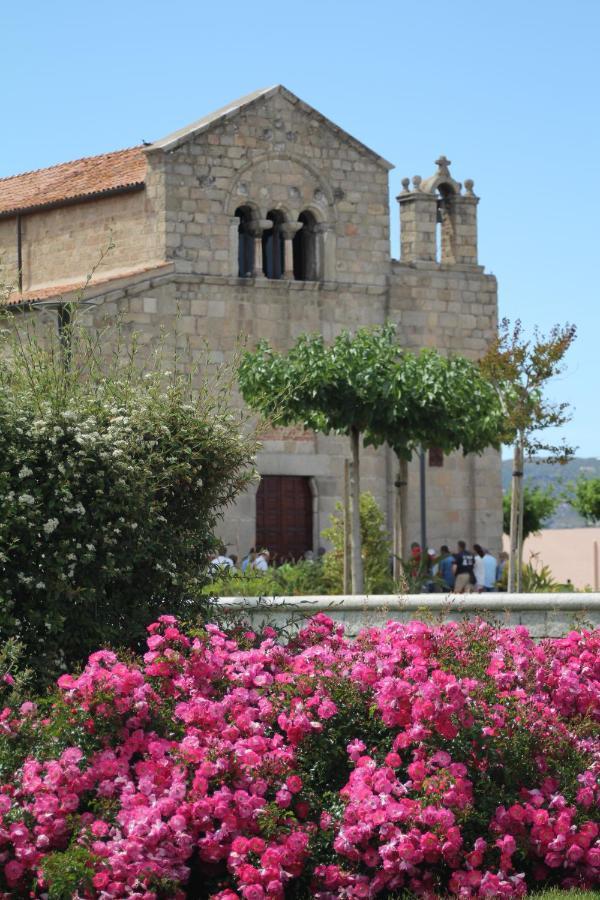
top-left (280, 222), bottom-right (303, 239)
top-left (248, 219), bottom-right (273, 238)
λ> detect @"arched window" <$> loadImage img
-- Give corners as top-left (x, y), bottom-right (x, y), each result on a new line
top-left (435, 184), bottom-right (455, 265)
top-left (293, 211), bottom-right (319, 281)
top-left (235, 205), bottom-right (254, 278)
top-left (262, 210), bottom-right (285, 279)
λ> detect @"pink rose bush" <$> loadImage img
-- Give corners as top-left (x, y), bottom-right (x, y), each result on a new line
top-left (0, 615), bottom-right (598, 897)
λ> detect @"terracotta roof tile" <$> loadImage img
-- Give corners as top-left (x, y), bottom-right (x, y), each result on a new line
top-left (1, 262), bottom-right (172, 307)
top-left (0, 146), bottom-right (147, 217)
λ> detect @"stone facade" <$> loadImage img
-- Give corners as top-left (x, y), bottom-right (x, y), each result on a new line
top-left (0, 86), bottom-right (502, 559)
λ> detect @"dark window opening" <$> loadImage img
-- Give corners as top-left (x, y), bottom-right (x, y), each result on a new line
top-left (263, 210), bottom-right (285, 279)
top-left (293, 211), bottom-right (318, 281)
top-left (429, 447), bottom-right (444, 468)
top-left (235, 205), bottom-right (254, 277)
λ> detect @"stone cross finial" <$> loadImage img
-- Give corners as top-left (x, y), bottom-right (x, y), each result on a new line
top-left (435, 155), bottom-right (452, 174)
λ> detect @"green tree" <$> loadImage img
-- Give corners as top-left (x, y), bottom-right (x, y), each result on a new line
top-left (239, 326), bottom-right (504, 590)
top-left (239, 326), bottom-right (402, 593)
top-left (569, 476), bottom-right (600, 524)
top-left (502, 485), bottom-right (559, 539)
top-left (366, 350), bottom-right (504, 565)
top-left (480, 319), bottom-right (576, 592)
top-left (0, 306), bottom-right (257, 686)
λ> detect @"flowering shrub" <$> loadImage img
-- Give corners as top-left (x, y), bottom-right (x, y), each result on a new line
top-left (0, 312), bottom-right (257, 685)
top-left (0, 616), bottom-right (598, 897)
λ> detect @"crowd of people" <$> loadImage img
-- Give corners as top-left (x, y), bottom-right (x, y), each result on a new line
top-left (209, 546), bottom-right (271, 574)
top-left (209, 540), bottom-right (509, 593)
top-left (409, 540), bottom-right (509, 593)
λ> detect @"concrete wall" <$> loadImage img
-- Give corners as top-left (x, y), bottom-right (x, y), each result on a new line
top-left (217, 593), bottom-right (600, 639)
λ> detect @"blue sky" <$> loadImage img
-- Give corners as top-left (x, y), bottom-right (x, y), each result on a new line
top-left (3, 0), bottom-right (599, 456)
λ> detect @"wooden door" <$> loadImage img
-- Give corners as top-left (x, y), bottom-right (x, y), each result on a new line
top-left (256, 475), bottom-right (313, 563)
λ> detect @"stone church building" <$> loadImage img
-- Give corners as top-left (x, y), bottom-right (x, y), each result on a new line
top-left (0, 86), bottom-right (501, 561)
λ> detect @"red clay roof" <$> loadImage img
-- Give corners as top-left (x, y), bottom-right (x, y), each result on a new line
top-left (0, 146), bottom-right (147, 217)
top-left (2, 262), bottom-right (172, 307)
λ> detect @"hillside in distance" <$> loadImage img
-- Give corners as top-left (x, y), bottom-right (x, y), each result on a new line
top-left (501, 457), bottom-right (600, 528)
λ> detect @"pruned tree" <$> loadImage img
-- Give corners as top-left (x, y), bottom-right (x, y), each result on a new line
top-left (502, 484), bottom-right (559, 539)
top-left (480, 319), bottom-right (576, 592)
top-left (239, 326), bottom-right (504, 590)
top-left (366, 350), bottom-right (504, 567)
top-left (569, 476), bottom-right (600, 525)
top-left (238, 326), bottom-right (401, 593)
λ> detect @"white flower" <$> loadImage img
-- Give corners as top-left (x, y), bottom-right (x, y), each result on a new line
top-left (42, 518), bottom-right (59, 535)
top-left (18, 466), bottom-right (33, 479)
top-left (18, 494), bottom-right (35, 506)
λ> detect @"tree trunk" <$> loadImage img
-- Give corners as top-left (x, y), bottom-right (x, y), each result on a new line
top-left (508, 439), bottom-right (524, 592)
top-left (516, 442), bottom-right (525, 592)
top-left (350, 426), bottom-right (364, 594)
top-left (343, 459), bottom-right (352, 593)
top-left (393, 456), bottom-right (408, 581)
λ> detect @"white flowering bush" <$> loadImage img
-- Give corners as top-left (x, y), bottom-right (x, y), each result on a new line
top-left (0, 308), bottom-right (257, 686)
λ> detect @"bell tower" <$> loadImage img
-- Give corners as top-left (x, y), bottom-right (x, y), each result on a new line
top-left (397, 156), bottom-right (479, 267)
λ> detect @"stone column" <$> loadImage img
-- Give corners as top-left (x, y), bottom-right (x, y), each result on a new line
top-left (249, 220), bottom-right (272, 279)
top-left (453, 182), bottom-right (479, 266)
top-left (397, 178), bottom-right (438, 264)
top-left (280, 222), bottom-right (303, 279)
top-left (316, 221), bottom-right (335, 281)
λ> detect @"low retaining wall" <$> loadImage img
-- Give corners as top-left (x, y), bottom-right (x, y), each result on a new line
top-left (216, 593), bottom-right (600, 638)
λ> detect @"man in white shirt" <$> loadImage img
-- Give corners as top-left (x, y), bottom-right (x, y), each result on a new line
top-left (482, 549), bottom-right (498, 591)
top-left (253, 549), bottom-right (270, 571)
top-left (209, 545), bottom-right (234, 573)
top-left (473, 544), bottom-right (498, 592)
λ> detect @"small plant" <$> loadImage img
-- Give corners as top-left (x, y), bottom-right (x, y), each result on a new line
top-left (322, 492), bottom-right (393, 594)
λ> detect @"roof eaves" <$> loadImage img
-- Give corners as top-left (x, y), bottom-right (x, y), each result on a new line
top-left (0, 181), bottom-right (145, 220)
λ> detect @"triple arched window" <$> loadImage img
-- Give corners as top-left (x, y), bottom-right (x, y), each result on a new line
top-left (235, 208), bottom-right (320, 282)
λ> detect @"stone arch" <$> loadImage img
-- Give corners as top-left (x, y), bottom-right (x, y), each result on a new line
top-left (226, 152), bottom-right (337, 220)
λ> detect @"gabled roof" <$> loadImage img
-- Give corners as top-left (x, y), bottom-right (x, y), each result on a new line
top-left (0, 146), bottom-right (146, 218)
top-left (148, 85), bottom-right (394, 171)
top-left (0, 87), bottom-right (391, 219)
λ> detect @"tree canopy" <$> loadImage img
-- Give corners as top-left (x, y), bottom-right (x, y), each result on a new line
top-left (502, 485), bottom-right (559, 540)
top-left (569, 476), bottom-right (600, 525)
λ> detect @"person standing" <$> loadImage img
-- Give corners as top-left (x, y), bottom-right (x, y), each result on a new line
top-left (252, 549), bottom-right (270, 572)
top-left (453, 541), bottom-right (475, 593)
top-left (438, 545), bottom-right (455, 591)
top-left (473, 544), bottom-right (486, 592)
top-left (241, 548), bottom-right (256, 573)
top-left (209, 545), bottom-right (234, 573)
top-left (482, 548), bottom-right (498, 592)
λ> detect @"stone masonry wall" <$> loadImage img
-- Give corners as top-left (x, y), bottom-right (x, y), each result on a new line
top-left (387, 260), bottom-right (502, 553)
top-left (0, 187), bottom-right (165, 294)
top-left (152, 90), bottom-right (391, 287)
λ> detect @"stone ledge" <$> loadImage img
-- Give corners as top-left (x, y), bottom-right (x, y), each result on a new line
top-left (216, 594), bottom-right (600, 639)
top-left (218, 593), bottom-right (600, 611)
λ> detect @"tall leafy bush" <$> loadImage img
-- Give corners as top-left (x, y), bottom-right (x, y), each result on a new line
top-left (0, 308), bottom-right (256, 684)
